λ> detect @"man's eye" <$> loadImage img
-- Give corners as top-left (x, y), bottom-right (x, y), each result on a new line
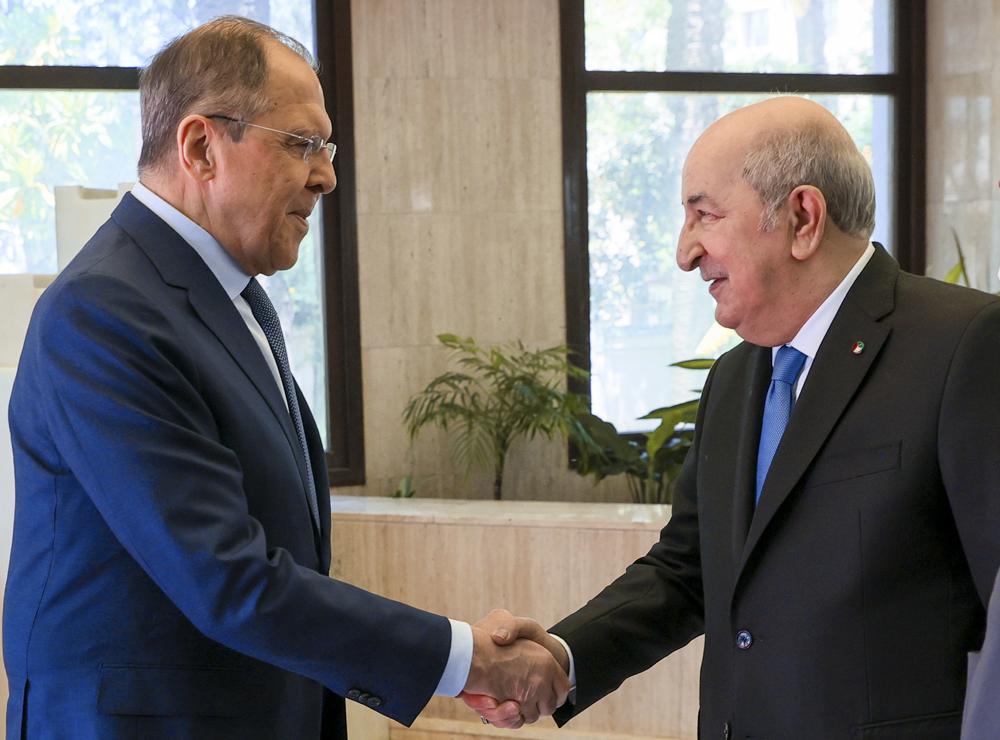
top-left (699, 210), bottom-right (719, 222)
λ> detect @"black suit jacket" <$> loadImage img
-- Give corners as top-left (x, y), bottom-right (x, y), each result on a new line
top-left (553, 247), bottom-right (1000, 739)
top-left (5, 194), bottom-right (451, 739)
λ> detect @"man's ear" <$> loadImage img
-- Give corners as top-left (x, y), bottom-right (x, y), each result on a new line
top-left (176, 115), bottom-right (218, 182)
top-left (787, 184), bottom-right (827, 261)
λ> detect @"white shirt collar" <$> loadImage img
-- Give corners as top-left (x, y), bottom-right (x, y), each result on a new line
top-left (775, 242), bottom-right (877, 364)
top-left (131, 182), bottom-right (251, 299)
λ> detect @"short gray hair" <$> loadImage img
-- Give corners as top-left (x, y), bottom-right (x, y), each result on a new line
top-left (741, 120), bottom-right (876, 239)
top-left (138, 16), bottom-right (316, 174)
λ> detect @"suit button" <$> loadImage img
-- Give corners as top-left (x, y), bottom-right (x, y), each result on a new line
top-left (366, 695), bottom-right (383, 708)
top-left (736, 629), bottom-right (753, 650)
top-left (722, 721), bottom-right (731, 739)
top-left (346, 689), bottom-right (361, 701)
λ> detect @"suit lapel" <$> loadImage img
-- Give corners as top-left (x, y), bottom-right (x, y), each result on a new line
top-left (112, 195), bottom-right (320, 544)
top-left (731, 345), bottom-right (771, 564)
top-left (735, 246), bottom-right (898, 580)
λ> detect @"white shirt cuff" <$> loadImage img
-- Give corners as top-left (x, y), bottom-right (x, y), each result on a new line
top-left (548, 632), bottom-right (577, 702)
top-left (433, 619), bottom-right (473, 697)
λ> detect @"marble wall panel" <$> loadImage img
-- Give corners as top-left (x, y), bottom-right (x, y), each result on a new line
top-left (926, 0), bottom-right (1000, 291)
top-left (355, 77), bottom-right (562, 216)
top-left (357, 210), bottom-right (564, 349)
top-left (925, 79), bottom-right (992, 205)
top-left (926, 201), bottom-right (997, 290)
top-left (927, 0), bottom-right (993, 82)
top-left (353, 0), bottom-right (559, 82)
top-left (354, 78), bottom-right (461, 215)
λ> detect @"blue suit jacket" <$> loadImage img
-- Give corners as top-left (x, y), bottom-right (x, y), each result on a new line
top-left (962, 567), bottom-right (1000, 739)
top-left (4, 194), bottom-right (451, 739)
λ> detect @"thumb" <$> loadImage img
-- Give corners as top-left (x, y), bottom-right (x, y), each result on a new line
top-left (460, 692), bottom-right (499, 711)
top-left (474, 608), bottom-right (519, 645)
top-left (511, 616), bottom-right (547, 643)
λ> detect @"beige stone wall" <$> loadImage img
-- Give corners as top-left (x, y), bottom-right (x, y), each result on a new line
top-left (926, 0), bottom-right (1000, 289)
top-left (344, 0), bottom-right (630, 502)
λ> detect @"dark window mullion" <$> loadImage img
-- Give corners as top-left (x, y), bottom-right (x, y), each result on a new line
top-left (0, 66), bottom-right (139, 89)
top-left (315, 0), bottom-right (365, 486)
top-left (891, 0), bottom-right (927, 274)
top-left (561, 0), bottom-right (591, 392)
top-left (584, 70), bottom-right (901, 95)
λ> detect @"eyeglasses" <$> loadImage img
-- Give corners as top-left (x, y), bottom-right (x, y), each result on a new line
top-left (204, 114), bottom-right (336, 163)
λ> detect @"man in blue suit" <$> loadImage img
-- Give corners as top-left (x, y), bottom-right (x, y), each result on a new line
top-left (960, 253), bottom-right (1000, 740)
top-left (963, 568), bottom-right (1000, 739)
top-left (4, 16), bottom-right (567, 739)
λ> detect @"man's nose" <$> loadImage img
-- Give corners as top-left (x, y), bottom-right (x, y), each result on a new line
top-left (310, 157), bottom-right (336, 195)
top-left (676, 225), bottom-right (703, 272)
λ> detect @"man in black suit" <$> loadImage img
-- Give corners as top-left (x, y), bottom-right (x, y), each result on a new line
top-left (469, 96), bottom-right (1000, 738)
top-left (4, 17), bottom-right (566, 739)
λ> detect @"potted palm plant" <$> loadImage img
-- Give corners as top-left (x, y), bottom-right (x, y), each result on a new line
top-left (403, 334), bottom-right (594, 500)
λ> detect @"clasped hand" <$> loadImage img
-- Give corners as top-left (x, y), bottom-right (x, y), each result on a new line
top-left (460, 609), bottom-right (570, 729)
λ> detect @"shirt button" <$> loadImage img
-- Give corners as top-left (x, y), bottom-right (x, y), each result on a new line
top-left (736, 629), bottom-right (753, 650)
top-left (366, 696), bottom-right (383, 708)
top-left (346, 688), bottom-right (361, 701)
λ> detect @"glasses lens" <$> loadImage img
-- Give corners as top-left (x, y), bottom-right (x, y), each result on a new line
top-left (304, 137), bottom-right (336, 162)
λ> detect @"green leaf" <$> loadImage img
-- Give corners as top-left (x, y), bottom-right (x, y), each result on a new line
top-left (943, 261), bottom-right (963, 285)
top-left (670, 358), bottom-right (716, 370)
top-left (639, 399), bottom-right (700, 421)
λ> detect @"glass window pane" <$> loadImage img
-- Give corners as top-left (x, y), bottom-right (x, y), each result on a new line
top-left (585, 0), bottom-right (893, 74)
top-left (587, 92), bottom-right (893, 432)
top-left (0, 0), bottom-right (315, 67)
top-left (0, 90), bottom-right (141, 274)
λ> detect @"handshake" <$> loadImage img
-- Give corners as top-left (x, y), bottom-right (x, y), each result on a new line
top-left (458, 609), bottom-right (572, 729)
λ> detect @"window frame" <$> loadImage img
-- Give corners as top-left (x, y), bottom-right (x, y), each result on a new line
top-left (559, 0), bottom-right (927, 407)
top-left (0, 0), bottom-right (365, 486)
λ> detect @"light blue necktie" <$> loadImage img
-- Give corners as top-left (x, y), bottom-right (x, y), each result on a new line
top-left (755, 345), bottom-right (807, 504)
top-left (242, 278), bottom-right (320, 530)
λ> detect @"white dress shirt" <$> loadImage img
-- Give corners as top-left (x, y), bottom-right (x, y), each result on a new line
top-left (129, 183), bottom-right (473, 697)
top-left (557, 242), bottom-right (877, 697)
top-left (778, 242), bottom-right (875, 397)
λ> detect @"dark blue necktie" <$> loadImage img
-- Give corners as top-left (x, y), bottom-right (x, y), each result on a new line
top-left (241, 278), bottom-right (319, 530)
top-left (755, 345), bottom-right (807, 504)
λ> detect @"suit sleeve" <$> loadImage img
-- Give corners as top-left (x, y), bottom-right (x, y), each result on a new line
top-left (938, 299), bottom-right (1000, 606)
top-left (33, 272), bottom-right (450, 726)
top-left (551, 365), bottom-right (713, 723)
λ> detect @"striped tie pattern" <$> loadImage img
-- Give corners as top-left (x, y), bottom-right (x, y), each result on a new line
top-left (241, 278), bottom-right (320, 529)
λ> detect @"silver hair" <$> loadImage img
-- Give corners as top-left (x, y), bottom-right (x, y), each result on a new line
top-left (138, 16), bottom-right (317, 174)
top-left (741, 121), bottom-right (876, 238)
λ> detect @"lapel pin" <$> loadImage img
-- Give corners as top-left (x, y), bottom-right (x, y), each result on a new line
top-left (851, 341), bottom-right (865, 355)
